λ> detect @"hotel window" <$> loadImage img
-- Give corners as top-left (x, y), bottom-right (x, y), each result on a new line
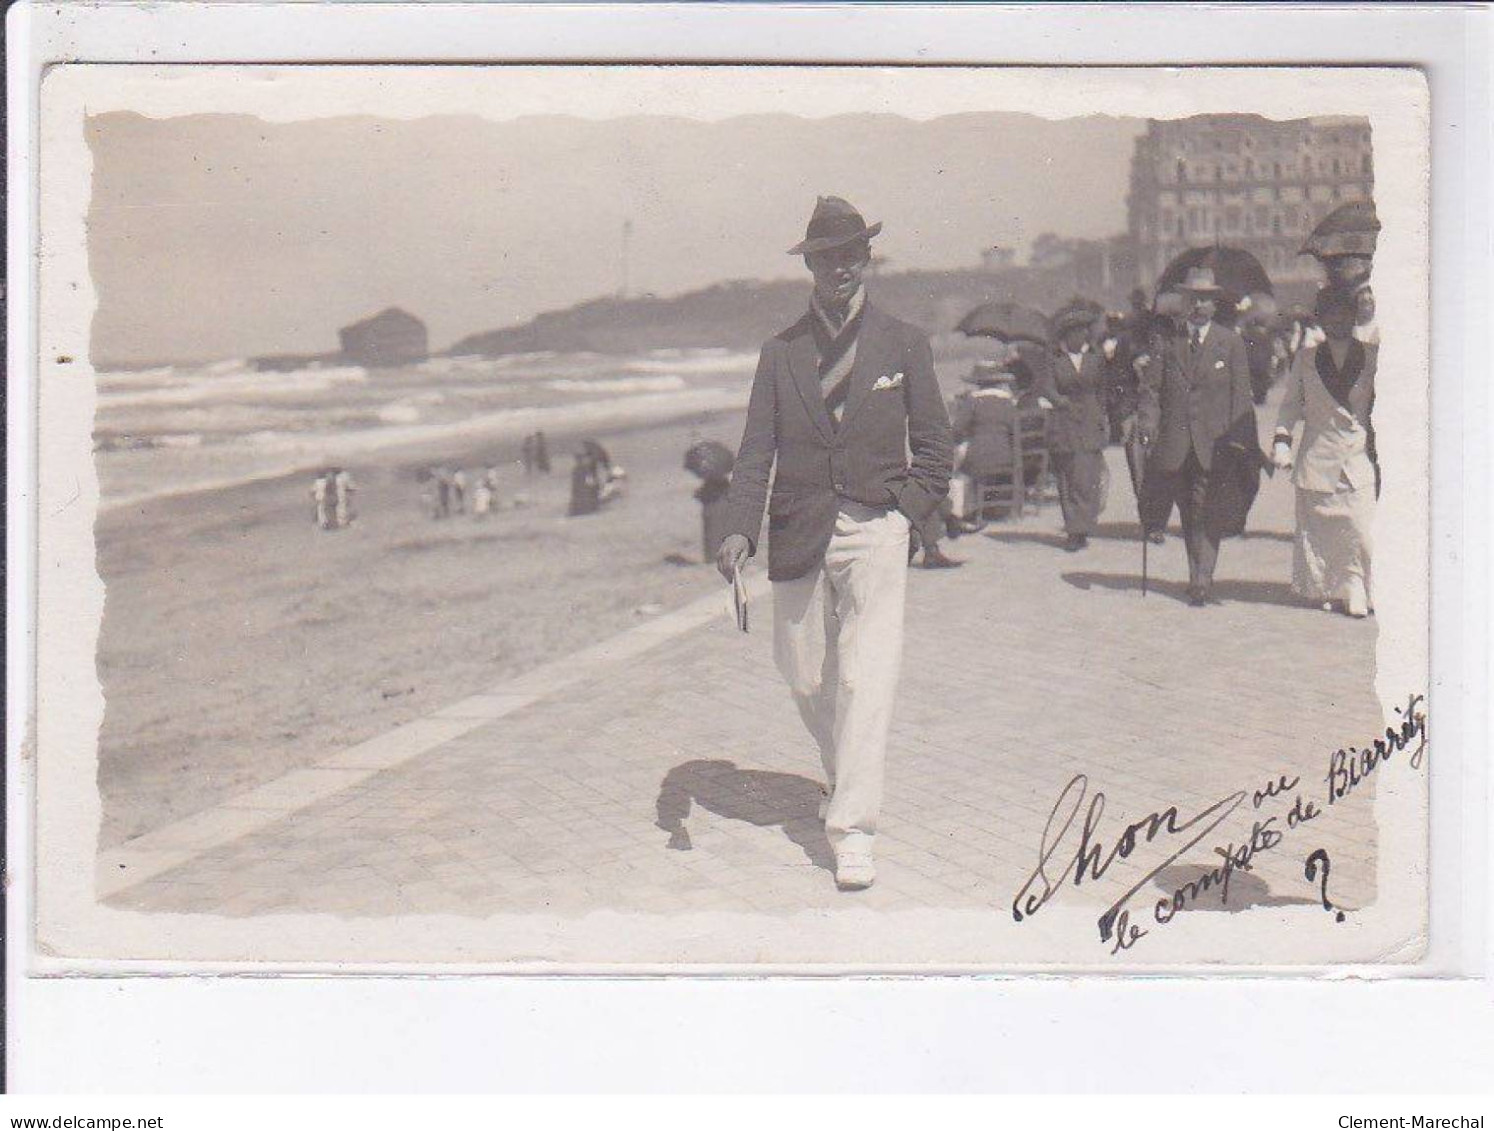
top-left (1272, 213), bottom-right (1282, 235)
top-left (1225, 207), bottom-right (1242, 232)
top-left (1273, 162), bottom-right (1283, 178)
top-left (1332, 158), bottom-right (1341, 175)
top-left (1362, 153), bottom-right (1372, 174)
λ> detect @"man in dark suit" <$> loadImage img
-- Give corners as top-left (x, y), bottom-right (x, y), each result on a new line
top-left (1040, 303), bottom-right (1113, 551)
top-left (1137, 267), bottom-right (1257, 606)
top-left (717, 196), bottom-right (953, 890)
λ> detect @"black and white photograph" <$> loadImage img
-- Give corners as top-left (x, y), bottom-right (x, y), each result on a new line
top-left (31, 63), bottom-right (1430, 968)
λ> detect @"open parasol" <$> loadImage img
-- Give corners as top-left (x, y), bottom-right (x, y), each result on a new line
top-left (1302, 200), bottom-right (1380, 260)
top-left (1156, 246), bottom-right (1273, 303)
top-left (957, 301), bottom-right (1052, 346)
top-left (683, 439), bottom-right (735, 481)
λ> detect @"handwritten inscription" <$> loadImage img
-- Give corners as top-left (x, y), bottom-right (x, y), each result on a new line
top-left (1010, 774), bottom-right (1246, 944)
top-left (1326, 694), bottom-right (1428, 806)
top-left (1012, 692), bottom-right (1429, 954)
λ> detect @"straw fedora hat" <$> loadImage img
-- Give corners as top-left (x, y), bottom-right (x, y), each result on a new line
top-left (1177, 266), bottom-right (1224, 294)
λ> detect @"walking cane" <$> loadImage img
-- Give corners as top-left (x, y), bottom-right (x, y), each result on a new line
top-left (1138, 432), bottom-right (1150, 598)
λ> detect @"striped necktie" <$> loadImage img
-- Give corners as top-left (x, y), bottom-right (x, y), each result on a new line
top-left (812, 292), bottom-right (864, 429)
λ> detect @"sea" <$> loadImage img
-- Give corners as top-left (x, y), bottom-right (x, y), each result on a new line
top-left (94, 348), bottom-right (758, 508)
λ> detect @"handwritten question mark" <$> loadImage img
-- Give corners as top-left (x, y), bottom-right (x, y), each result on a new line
top-left (1304, 849), bottom-right (1346, 923)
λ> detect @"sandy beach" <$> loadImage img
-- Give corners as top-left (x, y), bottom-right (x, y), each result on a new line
top-left (93, 341), bottom-right (994, 848)
top-left (95, 397), bottom-right (752, 848)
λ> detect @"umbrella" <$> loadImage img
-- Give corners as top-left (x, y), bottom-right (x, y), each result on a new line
top-left (1302, 200), bottom-right (1380, 260)
top-left (683, 439), bottom-right (735, 481)
top-left (1156, 246), bottom-right (1273, 302)
top-left (957, 301), bottom-right (1052, 346)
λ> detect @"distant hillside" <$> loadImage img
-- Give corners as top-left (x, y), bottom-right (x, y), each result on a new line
top-left (448, 264), bottom-right (1125, 357)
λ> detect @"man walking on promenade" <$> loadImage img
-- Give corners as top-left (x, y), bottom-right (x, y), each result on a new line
top-left (716, 196), bottom-right (953, 890)
top-left (1136, 267), bottom-right (1257, 606)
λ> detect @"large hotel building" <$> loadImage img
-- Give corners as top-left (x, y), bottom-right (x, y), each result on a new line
top-left (1127, 114), bottom-right (1374, 298)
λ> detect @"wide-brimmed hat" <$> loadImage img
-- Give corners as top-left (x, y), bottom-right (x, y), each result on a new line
top-left (1052, 303), bottom-right (1100, 338)
top-left (1176, 266), bottom-right (1224, 295)
top-left (788, 196), bottom-right (883, 256)
top-left (962, 359), bottom-right (1015, 386)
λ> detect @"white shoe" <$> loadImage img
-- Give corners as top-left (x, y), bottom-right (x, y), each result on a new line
top-left (1346, 582), bottom-right (1369, 619)
top-left (835, 854), bottom-right (876, 890)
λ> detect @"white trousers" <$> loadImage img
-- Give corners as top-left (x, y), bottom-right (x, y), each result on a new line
top-left (772, 502), bottom-right (910, 858)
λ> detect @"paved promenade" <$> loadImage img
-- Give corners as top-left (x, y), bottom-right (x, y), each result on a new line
top-left (103, 434), bottom-right (1386, 929)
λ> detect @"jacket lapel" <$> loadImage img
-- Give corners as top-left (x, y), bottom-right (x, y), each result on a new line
top-left (836, 305), bottom-right (890, 430)
top-left (785, 317), bottom-right (836, 442)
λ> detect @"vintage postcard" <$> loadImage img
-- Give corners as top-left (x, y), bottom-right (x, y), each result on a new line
top-left (30, 64), bottom-right (1430, 969)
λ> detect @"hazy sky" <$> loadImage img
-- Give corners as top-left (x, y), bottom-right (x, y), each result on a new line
top-left (87, 111), bottom-right (1146, 365)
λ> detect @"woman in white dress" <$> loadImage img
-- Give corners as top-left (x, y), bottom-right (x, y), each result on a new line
top-left (1272, 287), bottom-right (1378, 618)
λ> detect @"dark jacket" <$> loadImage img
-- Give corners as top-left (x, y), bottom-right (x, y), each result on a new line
top-left (1038, 347), bottom-right (1110, 454)
top-left (1137, 322), bottom-right (1256, 474)
top-left (724, 302), bottom-right (954, 581)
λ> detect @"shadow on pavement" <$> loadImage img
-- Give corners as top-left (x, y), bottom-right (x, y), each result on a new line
top-left (1150, 864), bottom-right (1329, 914)
top-left (655, 759), bottom-right (834, 873)
top-left (1061, 570), bottom-right (1304, 609)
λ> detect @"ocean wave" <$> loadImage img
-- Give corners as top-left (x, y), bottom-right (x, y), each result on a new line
top-left (97, 363), bottom-right (368, 407)
top-left (378, 404), bottom-right (423, 424)
top-left (545, 375), bottom-right (688, 394)
top-left (625, 349), bottom-right (756, 375)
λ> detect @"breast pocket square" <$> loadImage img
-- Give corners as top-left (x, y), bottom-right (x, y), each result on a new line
top-left (1214, 360), bottom-right (1227, 369)
top-left (872, 372), bottom-right (905, 390)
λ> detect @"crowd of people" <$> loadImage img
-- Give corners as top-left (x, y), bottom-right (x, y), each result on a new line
top-left (708, 194), bottom-right (1384, 892)
top-left (305, 427), bottom-right (638, 530)
top-left (916, 261), bottom-right (1378, 619)
top-left (297, 190), bottom-right (1381, 896)
top-left (421, 464), bottom-right (508, 520)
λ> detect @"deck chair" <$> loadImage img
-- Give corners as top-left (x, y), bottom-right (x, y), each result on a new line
top-left (1017, 409), bottom-right (1052, 512)
top-left (969, 415), bottom-right (1026, 525)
